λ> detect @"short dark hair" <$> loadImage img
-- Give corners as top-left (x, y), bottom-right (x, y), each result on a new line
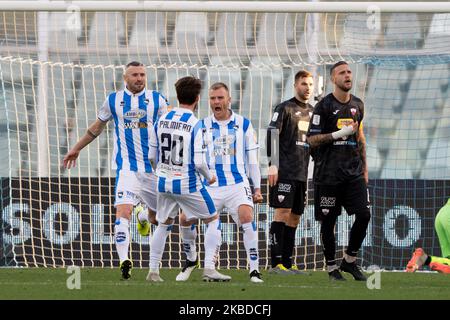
top-left (209, 82), bottom-right (229, 92)
top-left (126, 61), bottom-right (144, 68)
top-left (330, 61), bottom-right (348, 76)
top-left (175, 76), bottom-right (202, 105)
top-left (294, 70), bottom-right (313, 83)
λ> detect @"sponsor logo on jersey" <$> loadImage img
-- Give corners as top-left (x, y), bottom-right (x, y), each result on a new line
top-left (298, 120), bottom-right (310, 132)
top-left (278, 195), bottom-right (285, 203)
top-left (337, 118), bottom-right (353, 129)
top-left (124, 122), bottom-right (148, 129)
top-left (322, 208), bottom-right (330, 216)
top-left (333, 140), bottom-right (357, 146)
top-left (320, 196), bottom-right (336, 207)
top-left (124, 109), bottom-right (147, 120)
top-left (278, 183), bottom-right (291, 193)
top-left (214, 135), bottom-right (235, 147)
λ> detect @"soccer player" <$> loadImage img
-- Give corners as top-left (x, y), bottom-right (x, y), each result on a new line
top-left (62, 61), bottom-right (169, 280)
top-left (147, 76), bottom-right (231, 282)
top-left (306, 61), bottom-right (370, 281)
top-left (406, 198), bottom-right (450, 273)
top-left (176, 82), bottom-right (264, 283)
top-left (266, 70), bottom-right (314, 274)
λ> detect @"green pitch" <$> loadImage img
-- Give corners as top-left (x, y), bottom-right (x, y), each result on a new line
top-left (0, 268), bottom-right (449, 300)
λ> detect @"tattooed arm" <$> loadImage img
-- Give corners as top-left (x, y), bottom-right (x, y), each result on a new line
top-left (307, 133), bottom-right (334, 148)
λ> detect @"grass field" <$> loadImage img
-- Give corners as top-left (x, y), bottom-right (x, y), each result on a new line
top-left (0, 268), bottom-right (449, 300)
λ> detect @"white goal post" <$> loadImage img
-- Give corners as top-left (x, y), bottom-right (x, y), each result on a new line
top-left (0, 1), bottom-right (449, 271)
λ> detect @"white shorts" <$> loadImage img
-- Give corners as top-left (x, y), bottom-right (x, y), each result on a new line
top-left (114, 170), bottom-right (157, 211)
top-left (207, 181), bottom-right (254, 224)
top-left (156, 187), bottom-right (217, 223)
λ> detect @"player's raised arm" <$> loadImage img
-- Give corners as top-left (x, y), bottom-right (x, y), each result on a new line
top-left (63, 118), bottom-right (107, 169)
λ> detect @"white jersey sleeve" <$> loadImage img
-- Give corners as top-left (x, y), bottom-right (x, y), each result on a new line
top-left (97, 96), bottom-right (113, 122)
top-left (158, 93), bottom-right (171, 117)
top-left (245, 121), bottom-right (259, 151)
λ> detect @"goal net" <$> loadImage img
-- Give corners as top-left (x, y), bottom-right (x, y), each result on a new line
top-left (0, 2), bottom-right (450, 271)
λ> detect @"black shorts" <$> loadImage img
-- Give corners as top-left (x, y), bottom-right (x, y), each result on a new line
top-left (269, 179), bottom-right (307, 215)
top-left (314, 178), bottom-right (369, 221)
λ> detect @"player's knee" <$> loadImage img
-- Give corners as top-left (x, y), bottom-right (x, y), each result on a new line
top-left (238, 205), bottom-right (253, 224)
top-left (238, 212), bottom-right (253, 224)
top-left (356, 208), bottom-right (371, 225)
top-left (116, 204), bottom-right (133, 220)
top-left (148, 209), bottom-right (158, 225)
top-left (286, 213), bottom-right (300, 227)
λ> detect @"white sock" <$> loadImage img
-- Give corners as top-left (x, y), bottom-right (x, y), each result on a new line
top-left (242, 222), bottom-right (259, 272)
top-left (181, 225), bottom-right (197, 262)
top-left (114, 217), bottom-right (130, 263)
top-left (204, 219), bottom-right (221, 270)
top-left (138, 208), bottom-right (149, 223)
top-left (149, 223), bottom-right (172, 272)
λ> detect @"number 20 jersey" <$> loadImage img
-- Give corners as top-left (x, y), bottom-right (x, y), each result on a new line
top-left (149, 107), bottom-right (206, 194)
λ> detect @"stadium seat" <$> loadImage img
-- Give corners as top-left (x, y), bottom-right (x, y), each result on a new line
top-left (384, 13), bottom-right (424, 49)
top-left (341, 13), bottom-right (384, 55)
top-left (366, 144), bottom-right (382, 179)
top-left (420, 139), bottom-right (450, 179)
top-left (169, 12), bottom-right (210, 65)
top-left (87, 12), bottom-right (125, 65)
top-left (209, 12), bottom-right (255, 67)
top-left (423, 13), bottom-right (450, 51)
top-left (240, 66), bottom-right (283, 131)
top-left (379, 150), bottom-right (414, 179)
top-left (128, 12), bottom-right (170, 65)
top-left (253, 13), bottom-right (296, 65)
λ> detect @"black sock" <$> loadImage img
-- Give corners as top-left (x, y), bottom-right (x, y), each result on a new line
top-left (321, 213), bottom-right (338, 266)
top-left (347, 210), bottom-right (371, 256)
top-left (282, 225), bottom-right (297, 269)
top-left (425, 256), bottom-right (432, 266)
top-left (269, 221), bottom-right (285, 268)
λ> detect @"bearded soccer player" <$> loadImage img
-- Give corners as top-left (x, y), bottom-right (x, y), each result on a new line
top-left (63, 61), bottom-right (169, 280)
top-left (176, 82), bottom-right (264, 283)
top-left (306, 61), bottom-right (370, 281)
top-left (147, 76), bottom-right (231, 282)
top-left (266, 70), bottom-right (314, 274)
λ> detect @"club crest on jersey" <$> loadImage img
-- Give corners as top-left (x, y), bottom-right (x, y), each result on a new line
top-left (350, 108), bottom-right (357, 116)
top-left (124, 110), bottom-right (147, 120)
top-left (120, 101), bottom-right (125, 106)
top-left (144, 99), bottom-right (149, 104)
top-left (278, 195), bottom-right (285, 203)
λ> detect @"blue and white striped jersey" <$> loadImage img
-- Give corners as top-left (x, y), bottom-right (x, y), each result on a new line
top-left (202, 111), bottom-right (259, 187)
top-left (98, 87), bottom-right (169, 173)
top-left (150, 107), bottom-right (206, 194)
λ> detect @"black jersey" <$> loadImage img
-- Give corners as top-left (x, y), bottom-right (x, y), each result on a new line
top-left (267, 97), bottom-right (313, 181)
top-left (306, 93), bottom-right (364, 185)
